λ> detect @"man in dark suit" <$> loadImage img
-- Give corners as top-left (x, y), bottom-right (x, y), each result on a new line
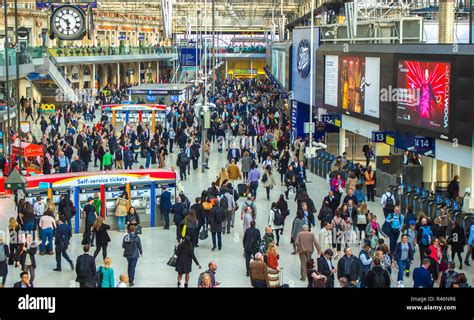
top-left (75, 245), bottom-right (96, 288)
top-left (317, 249), bottom-right (337, 288)
top-left (227, 144), bottom-right (241, 163)
top-left (13, 272), bottom-right (34, 288)
top-left (294, 161), bottom-right (307, 184)
top-left (160, 186), bottom-right (173, 229)
top-left (323, 191), bottom-right (339, 213)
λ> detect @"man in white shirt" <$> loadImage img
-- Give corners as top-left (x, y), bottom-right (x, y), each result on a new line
top-left (381, 187), bottom-right (396, 218)
top-left (33, 196), bottom-right (46, 239)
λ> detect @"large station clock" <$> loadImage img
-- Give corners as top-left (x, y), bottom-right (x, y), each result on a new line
top-left (50, 4), bottom-right (86, 40)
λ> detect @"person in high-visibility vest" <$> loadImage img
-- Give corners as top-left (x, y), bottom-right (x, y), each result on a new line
top-left (364, 166), bottom-right (376, 202)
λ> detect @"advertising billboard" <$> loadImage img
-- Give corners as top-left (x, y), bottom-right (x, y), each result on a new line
top-left (324, 55), bottom-right (339, 107)
top-left (272, 49), bottom-right (286, 88)
top-left (324, 55), bottom-right (380, 118)
top-left (396, 60), bottom-right (451, 134)
top-left (291, 27), bottom-right (320, 106)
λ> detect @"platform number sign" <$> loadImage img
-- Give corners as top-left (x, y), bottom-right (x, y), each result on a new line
top-left (413, 136), bottom-right (435, 157)
top-left (372, 132), bottom-right (386, 143)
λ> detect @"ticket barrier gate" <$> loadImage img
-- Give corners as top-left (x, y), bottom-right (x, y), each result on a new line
top-left (316, 151), bottom-right (328, 177)
top-left (401, 184), bottom-right (415, 214)
top-left (322, 155), bottom-right (335, 179)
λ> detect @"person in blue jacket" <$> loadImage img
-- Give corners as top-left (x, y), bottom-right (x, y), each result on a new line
top-left (392, 234), bottom-right (415, 287)
top-left (413, 258), bottom-right (434, 288)
top-left (160, 186), bottom-right (173, 230)
top-left (464, 224), bottom-right (474, 266)
top-left (385, 206), bottom-right (404, 253)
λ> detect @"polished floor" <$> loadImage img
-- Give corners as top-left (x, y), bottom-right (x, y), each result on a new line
top-left (0, 112), bottom-right (472, 287)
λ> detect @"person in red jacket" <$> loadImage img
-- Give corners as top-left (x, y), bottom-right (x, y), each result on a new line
top-left (266, 242), bottom-right (280, 270)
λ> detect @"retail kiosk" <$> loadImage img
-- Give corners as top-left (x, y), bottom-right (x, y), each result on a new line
top-left (25, 169), bottom-right (177, 233)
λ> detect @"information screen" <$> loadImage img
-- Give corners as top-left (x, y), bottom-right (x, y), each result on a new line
top-left (396, 60), bottom-right (451, 134)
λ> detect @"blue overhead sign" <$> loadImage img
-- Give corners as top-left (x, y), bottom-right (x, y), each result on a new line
top-left (371, 131), bottom-right (395, 146)
top-left (179, 48), bottom-right (201, 67)
top-left (320, 114), bottom-right (341, 127)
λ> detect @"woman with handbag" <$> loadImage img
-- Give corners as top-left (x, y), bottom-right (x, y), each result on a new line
top-left (93, 218), bottom-right (111, 261)
top-left (356, 202), bottom-right (369, 246)
top-left (365, 215), bottom-right (387, 250)
top-left (126, 207), bottom-right (141, 234)
top-left (330, 173), bottom-right (345, 207)
top-left (115, 191), bottom-right (129, 232)
top-left (449, 221), bottom-right (466, 269)
top-left (183, 210), bottom-right (199, 247)
top-left (175, 236), bottom-right (201, 288)
top-left (306, 259), bottom-right (327, 288)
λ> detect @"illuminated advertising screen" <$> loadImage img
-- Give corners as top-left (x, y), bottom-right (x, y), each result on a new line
top-left (327, 56), bottom-right (380, 118)
top-left (272, 49), bottom-right (286, 88)
top-left (396, 60), bottom-right (451, 134)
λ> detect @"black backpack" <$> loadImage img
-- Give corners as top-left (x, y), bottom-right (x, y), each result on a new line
top-left (94, 266), bottom-right (104, 288)
top-left (261, 173), bottom-right (268, 183)
top-left (219, 196), bottom-right (229, 210)
top-left (76, 256), bottom-right (89, 278)
top-left (123, 236), bottom-right (138, 257)
top-left (115, 149), bottom-right (123, 161)
top-left (214, 207), bottom-right (226, 224)
top-left (372, 269), bottom-right (387, 288)
top-left (273, 209), bottom-right (284, 226)
top-left (385, 193), bottom-right (395, 211)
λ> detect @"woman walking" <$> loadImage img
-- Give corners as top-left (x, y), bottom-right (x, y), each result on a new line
top-left (262, 165), bottom-right (276, 201)
top-left (268, 203), bottom-right (284, 246)
top-left (0, 235), bottom-right (9, 287)
top-left (449, 221), bottom-right (466, 269)
top-left (175, 236), bottom-right (201, 288)
top-left (241, 151), bottom-right (252, 182)
top-left (93, 218), bottom-right (111, 261)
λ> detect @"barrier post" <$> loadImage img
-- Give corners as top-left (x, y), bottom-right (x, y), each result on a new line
top-left (74, 187), bottom-right (80, 234)
top-left (125, 110), bottom-right (130, 124)
top-left (47, 187), bottom-right (52, 200)
top-left (138, 110), bottom-right (142, 123)
top-left (126, 183), bottom-right (131, 210)
top-left (150, 181), bottom-right (156, 227)
top-left (112, 109), bottom-right (116, 128)
top-left (100, 184), bottom-right (106, 218)
top-left (151, 110), bottom-right (155, 135)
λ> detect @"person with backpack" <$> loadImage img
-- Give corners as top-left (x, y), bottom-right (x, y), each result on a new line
top-left (96, 257), bottom-right (115, 288)
top-left (171, 196), bottom-right (187, 242)
top-left (241, 195), bottom-right (257, 220)
top-left (268, 202), bottom-right (284, 246)
top-left (243, 220), bottom-right (261, 277)
top-left (220, 187), bottom-right (236, 234)
top-left (19, 234), bottom-right (37, 285)
top-left (75, 245), bottom-right (97, 288)
top-left (261, 165), bottom-right (275, 201)
top-left (54, 218), bottom-right (74, 272)
top-left (114, 146), bottom-right (124, 169)
top-left (439, 261), bottom-right (458, 288)
top-left (176, 148), bottom-right (189, 181)
top-left (417, 217), bottom-right (433, 262)
top-left (197, 261), bottom-right (219, 288)
top-left (0, 235), bottom-right (9, 288)
top-left (385, 206), bottom-right (404, 254)
top-left (392, 234), bottom-right (415, 287)
top-left (366, 257), bottom-right (391, 288)
top-left (209, 199), bottom-right (225, 251)
top-left (122, 225), bottom-right (143, 287)
top-left (123, 146), bottom-right (134, 170)
top-left (82, 197), bottom-right (97, 245)
top-left (381, 187), bottom-right (396, 218)
top-left (358, 244), bottom-right (373, 288)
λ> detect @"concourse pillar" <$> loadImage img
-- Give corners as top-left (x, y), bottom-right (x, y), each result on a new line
top-left (439, 0), bottom-right (455, 43)
top-left (338, 128), bottom-right (346, 157)
top-left (117, 63), bottom-right (121, 87)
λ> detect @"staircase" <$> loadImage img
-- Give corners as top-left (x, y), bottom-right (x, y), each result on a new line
top-left (27, 56), bottom-right (78, 104)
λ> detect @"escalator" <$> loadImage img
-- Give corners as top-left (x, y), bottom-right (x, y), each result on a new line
top-left (27, 56), bottom-right (78, 104)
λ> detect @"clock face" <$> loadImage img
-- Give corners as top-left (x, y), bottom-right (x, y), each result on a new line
top-left (51, 5), bottom-right (85, 40)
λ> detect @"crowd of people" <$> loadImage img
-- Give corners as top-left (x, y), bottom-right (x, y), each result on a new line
top-left (1, 75), bottom-right (473, 289)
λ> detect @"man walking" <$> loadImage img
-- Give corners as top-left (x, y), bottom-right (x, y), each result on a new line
top-left (122, 225), bottom-right (143, 287)
top-left (54, 218), bottom-right (74, 272)
top-left (294, 225), bottom-right (321, 281)
top-left (75, 245), bottom-right (96, 288)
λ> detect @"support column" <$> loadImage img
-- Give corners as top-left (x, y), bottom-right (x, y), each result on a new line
top-left (138, 62), bottom-right (141, 84)
top-left (225, 60), bottom-right (228, 79)
top-left (117, 63), bottom-right (121, 87)
top-left (338, 128), bottom-right (346, 156)
top-left (156, 61), bottom-right (160, 83)
top-left (92, 64), bottom-right (96, 89)
top-left (422, 158), bottom-right (437, 191)
top-left (439, 0), bottom-right (455, 43)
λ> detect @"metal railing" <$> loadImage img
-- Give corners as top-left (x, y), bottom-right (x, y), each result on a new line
top-left (48, 46), bottom-right (176, 57)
